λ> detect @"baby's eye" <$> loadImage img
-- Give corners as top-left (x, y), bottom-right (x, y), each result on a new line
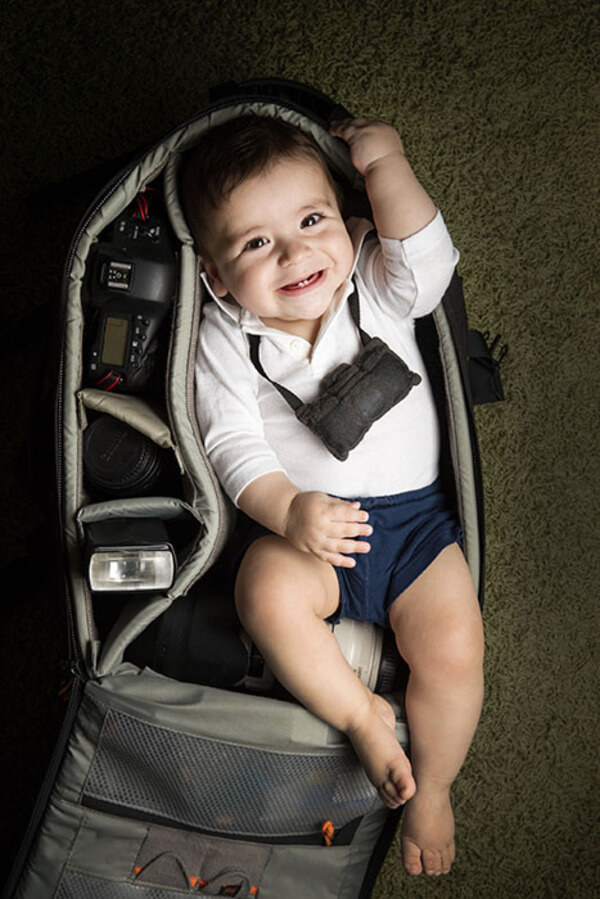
top-left (243, 236), bottom-right (268, 251)
top-left (301, 213), bottom-right (323, 228)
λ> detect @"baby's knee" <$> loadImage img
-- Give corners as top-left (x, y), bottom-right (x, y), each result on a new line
top-left (438, 626), bottom-right (484, 682)
top-left (405, 619), bottom-right (484, 684)
top-left (235, 534), bottom-right (338, 631)
top-left (234, 537), bottom-right (300, 627)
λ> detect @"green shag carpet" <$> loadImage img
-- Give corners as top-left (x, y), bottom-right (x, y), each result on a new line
top-left (1, 1), bottom-right (598, 896)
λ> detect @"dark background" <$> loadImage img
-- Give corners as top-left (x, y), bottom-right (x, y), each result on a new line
top-left (1, 1), bottom-right (598, 896)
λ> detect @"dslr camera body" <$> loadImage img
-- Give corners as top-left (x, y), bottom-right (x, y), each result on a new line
top-left (296, 336), bottom-right (422, 460)
top-left (84, 191), bottom-right (178, 393)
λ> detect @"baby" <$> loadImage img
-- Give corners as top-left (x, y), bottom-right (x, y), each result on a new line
top-left (181, 113), bottom-right (484, 878)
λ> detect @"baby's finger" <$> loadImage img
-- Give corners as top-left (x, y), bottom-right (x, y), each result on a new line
top-left (330, 116), bottom-right (372, 128)
top-left (329, 119), bottom-right (364, 141)
top-left (329, 499), bottom-right (370, 523)
top-left (322, 537), bottom-right (370, 566)
top-left (330, 521), bottom-right (372, 539)
top-left (329, 123), bottom-right (359, 141)
top-left (321, 551), bottom-right (357, 569)
top-left (325, 537), bottom-right (370, 558)
top-left (329, 117), bottom-right (353, 130)
top-left (343, 539), bottom-right (370, 555)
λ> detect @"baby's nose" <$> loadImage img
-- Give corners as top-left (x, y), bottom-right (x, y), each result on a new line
top-left (280, 236), bottom-right (309, 263)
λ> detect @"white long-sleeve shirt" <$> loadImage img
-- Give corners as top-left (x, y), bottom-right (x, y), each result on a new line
top-left (195, 211), bottom-right (459, 505)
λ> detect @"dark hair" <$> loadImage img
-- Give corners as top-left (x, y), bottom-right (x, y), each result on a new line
top-left (180, 114), bottom-right (343, 258)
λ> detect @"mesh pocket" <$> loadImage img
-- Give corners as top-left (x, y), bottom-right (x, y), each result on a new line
top-left (56, 869), bottom-right (191, 899)
top-left (84, 709), bottom-right (375, 837)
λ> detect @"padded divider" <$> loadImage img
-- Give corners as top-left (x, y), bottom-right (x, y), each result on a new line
top-left (78, 389), bottom-right (179, 456)
top-left (96, 596), bottom-right (175, 678)
top-left (163, 240), bottom-right (234, 570)
top-left (433, 305), bottom-right (480, 590)
top-left (77, 496), bottom-right (198, 527)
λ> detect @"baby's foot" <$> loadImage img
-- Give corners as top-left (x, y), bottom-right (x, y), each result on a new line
top-left (347, 694), bottom-right (416, 809)
top-left (401, 787), bottom-right (455, 876)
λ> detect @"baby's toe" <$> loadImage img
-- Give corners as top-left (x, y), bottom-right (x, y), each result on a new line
top-left (378, 780), bottom-right (401, 809)
top-left (440, 842), bottom-right (453, 874)
top-left (397, 775), bottom-right (417, 803)
top-left (422, 847), bottom-right (443, 877)
top-left (401, 838), bottom-right (423, 876)
top-left (390, 764), bottom-right (416, 803)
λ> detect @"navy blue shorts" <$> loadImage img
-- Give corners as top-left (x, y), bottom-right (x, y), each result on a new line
top-left (234, 478), bottom-right (462, 629)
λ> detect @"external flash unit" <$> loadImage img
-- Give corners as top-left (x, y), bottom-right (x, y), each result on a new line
top-left (85, 518), bottom-right (176, 593)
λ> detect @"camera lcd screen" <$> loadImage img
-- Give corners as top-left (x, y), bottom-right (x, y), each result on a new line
top-left (102, 316), bottom-right (129, 366)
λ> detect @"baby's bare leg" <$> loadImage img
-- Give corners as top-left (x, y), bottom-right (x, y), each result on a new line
top-left (235, 535), bottom-right (415, 808)
top-left (388, 543), bottom-right (484, 877)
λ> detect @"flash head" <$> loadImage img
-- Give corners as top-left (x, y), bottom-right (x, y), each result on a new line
top-left (85, 518), bottom-right (176, 593)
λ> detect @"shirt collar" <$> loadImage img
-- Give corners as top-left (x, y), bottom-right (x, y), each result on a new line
top-left (199, 217), bottom-right (376, 337)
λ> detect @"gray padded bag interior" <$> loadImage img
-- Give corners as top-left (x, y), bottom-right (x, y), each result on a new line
top-left (11, 96), bottom-right (481, 899)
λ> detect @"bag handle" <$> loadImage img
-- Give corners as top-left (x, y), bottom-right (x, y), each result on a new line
top-left (209, 77), bottom-right (353, 127)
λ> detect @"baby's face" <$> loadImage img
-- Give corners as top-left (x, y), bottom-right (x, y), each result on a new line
top-left (202, 155), bottom-right (355, 341)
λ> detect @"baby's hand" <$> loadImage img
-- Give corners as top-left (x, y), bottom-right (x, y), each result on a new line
top-left (284, 491), bottom-right (372, 568)
top-left (329, 117), bottom-right (404, 178)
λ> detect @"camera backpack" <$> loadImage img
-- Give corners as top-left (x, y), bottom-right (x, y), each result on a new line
top-left (5, 78), bottom-right (497, 899)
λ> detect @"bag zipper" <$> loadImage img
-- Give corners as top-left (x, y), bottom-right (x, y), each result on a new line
top-left (438, 276), bottom-right (486, 604)
top-left (80, 794), bottom-right (363, 847)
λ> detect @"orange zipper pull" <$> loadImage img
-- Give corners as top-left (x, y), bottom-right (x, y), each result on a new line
top-left (321, 820), bottom-right (335, 847)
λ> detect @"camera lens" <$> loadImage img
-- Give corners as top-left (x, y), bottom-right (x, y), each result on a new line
top-left (83, 414), bottom-right (164, 497)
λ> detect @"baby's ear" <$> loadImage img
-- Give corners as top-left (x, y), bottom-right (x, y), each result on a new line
top-left (202, 259), bottom-right (228, 298)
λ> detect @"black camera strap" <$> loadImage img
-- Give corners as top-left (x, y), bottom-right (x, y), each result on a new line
top-left (247, 281), bottom-right (370, 410)
top-left (246, 279), bottom-right (422, 460)
top-left (248, 340), bottom-right (302, 412)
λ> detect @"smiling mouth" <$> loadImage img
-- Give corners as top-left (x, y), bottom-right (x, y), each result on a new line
top-left (280, 270), bottom-right (325, 292)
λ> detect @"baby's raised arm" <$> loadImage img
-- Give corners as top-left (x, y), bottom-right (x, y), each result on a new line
top-left (238, 472), bottom-right (372, 569)
top-left (329, 118), bottom-right (437, 241)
